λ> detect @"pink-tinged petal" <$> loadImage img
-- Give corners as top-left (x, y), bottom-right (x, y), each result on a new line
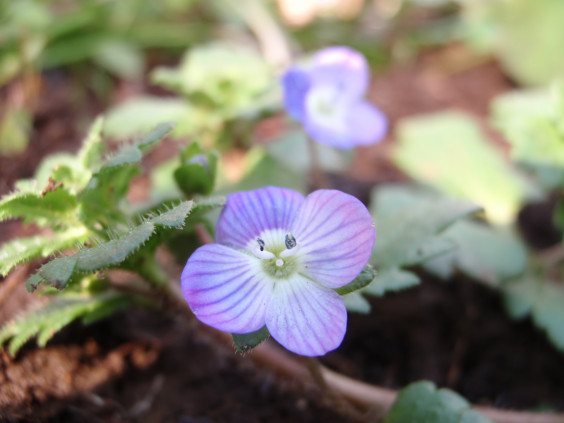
top-left (281, 68), bottom-right (311, 122)
top-left (216, 186), bottom-right (305, 249)
top-left (345, 101), bottom-right (388, 146)
top-left (310, 46), bottom-right (369, 101)
top-left (265, 274), bottom-right (347, 356)
top-left (292, 190), bottom-right (375, 289)
top-left (181, 244), bottom-right (273, 334)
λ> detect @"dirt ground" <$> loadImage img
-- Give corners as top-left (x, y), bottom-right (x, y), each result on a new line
top-left (2, 52), bottom-right (564, 422)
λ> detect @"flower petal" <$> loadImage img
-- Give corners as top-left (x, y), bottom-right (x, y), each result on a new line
top-left (303, 99), bottom-right (387, 149)
top-left (281, 68), bottom-right (311, 122)
top-left (292, 190), bottom-right (375, 289)
top-left (266, 274), bottom-right (347, 356)
top-left (310, 46), bottom-right (369, 101)
top-left (345, 101), bottom-right (388, 146)
top-left (216, 186), bottom-right (305, 249)
top-left (181, 244), bottom-right (273, 334)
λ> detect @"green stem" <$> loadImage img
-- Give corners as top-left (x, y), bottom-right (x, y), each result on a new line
top-left (307, 137), bottom-right (329, 189)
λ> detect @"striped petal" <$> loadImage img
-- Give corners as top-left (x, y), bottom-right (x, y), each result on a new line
top-left (292, 190), bottom-right (375, 289)
top-left (265, 274), bottom-right (347, 357)
top-left (181, 244), bottom-right (273, 334)
top-left (216, 187), bottom-right (305, 249)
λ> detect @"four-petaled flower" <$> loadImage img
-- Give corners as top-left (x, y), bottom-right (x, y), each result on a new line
top-left (181, 186), bottom-right (375, 356)
top-left (282, 46), bottom-right (387, 150)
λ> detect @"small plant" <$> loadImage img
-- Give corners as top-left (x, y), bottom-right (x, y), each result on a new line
top-left (0, 120), bottom-right (224, 355)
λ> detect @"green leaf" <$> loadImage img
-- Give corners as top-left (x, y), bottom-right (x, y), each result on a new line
top-left (532, 283), bottom-right (564, 351)
top-left (0, 107), bottom-right (31, 156)
top-left (424, 221), bottom-right (527, 287)
top-left (0, 227), bottom-right (89, 277)
top-left (104, 96), bottom-right (194, 139)
top-left (494, 0), bottom-right (564, 86)
top-left (394, 112), bottom-right (538, 223)
top-left (27, 201), bottom-right (194, 290)
top-left (93, 40), bottom-right (144, 80)
top-left (502, 276), bottom-right (564, 351)
top-left (149, 201), bottom-right (194, 227)
top-left (335, 265), bottom-right (376, 296)
top-left (101, 122), bottom-right (174, 170)
top-left (0, 188), bottom-right (77, 226)
top-left (492, 84), bottom-right (564, 169)
top-left (232, 325), bottom-right (270, 354)
top-left (342, 292), bottom-right (371, 314)
top-left (152, 42), bottom-right (272, 117)
top-left (370, 185), bottom-right (481, 270)
top-left (0, 292), bottom-right (131, 355)
top-left (38, 255), bottom-right (78, 289)
top-left (76, 224), bottom-right (154, 272)
top-left (79, 117), bottom-right (105, 172)
top-left (364, 268), bottom-right (420, 297)
top-left (383, 381), bottom-right (492, 423)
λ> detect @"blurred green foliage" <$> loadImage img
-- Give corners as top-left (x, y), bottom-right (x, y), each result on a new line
top-left (0, 0), bottom-right (207, 86)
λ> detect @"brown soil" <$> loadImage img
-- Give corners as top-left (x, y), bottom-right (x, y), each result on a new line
top-left (323, 275), bottom-right (564, 410)
top-left (2, 52), bottom-right (563, 421)
top-left (1, 308), bottom-right (359, 423)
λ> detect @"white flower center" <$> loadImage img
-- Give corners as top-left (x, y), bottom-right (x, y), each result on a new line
top-left (305, 84), bottom-right (348, 127)
top-left (249, 229), bottom-right (300, 279)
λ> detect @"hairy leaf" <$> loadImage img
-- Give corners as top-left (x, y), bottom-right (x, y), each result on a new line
top-left (27, 202), bottom-right (194, 291)
top-left (0, 227), bottom-right (89, 276)
top-left (0, 292), bottom-right (131, 356)
top-left (0, 188), bottom-right (77, 226)
top-left (383, 381), bottom-right (492, 423)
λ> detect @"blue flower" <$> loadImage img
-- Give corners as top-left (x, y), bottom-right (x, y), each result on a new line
top-left (181, 187), bottom-right (375, 356)
top-left (282, 46), bottom-right (388, 150)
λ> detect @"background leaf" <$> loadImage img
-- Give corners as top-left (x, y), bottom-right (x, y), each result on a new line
top-left (383, 381), bottom-right (492, 423)
top-left (393, 112), bottom-right (538, 223)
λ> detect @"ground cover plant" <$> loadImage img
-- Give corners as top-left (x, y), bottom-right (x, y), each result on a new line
top-left (1, 1), bottom-right (564, 422)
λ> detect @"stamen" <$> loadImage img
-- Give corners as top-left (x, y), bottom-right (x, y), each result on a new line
top-left (285, 233), bottom-right (297, 250)
top-left (257, 238), bottom-right (265, 252)
top-left (253, 246), bottom-right (275, 260)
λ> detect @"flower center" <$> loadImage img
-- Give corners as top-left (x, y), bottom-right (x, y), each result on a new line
top-left (252, 232), bottom-right (299, 279)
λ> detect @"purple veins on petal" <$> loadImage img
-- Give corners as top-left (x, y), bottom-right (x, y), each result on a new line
top-left (181, 186), bottom-right (376, 357)
top-left (181, 244), bottom-right (273, 334)
top-left (265, 274), bottom-right (347, 357)
top-left (215, 186), bottom-right (305, 249)
top-left (291, 189), bottom-right (376, 289)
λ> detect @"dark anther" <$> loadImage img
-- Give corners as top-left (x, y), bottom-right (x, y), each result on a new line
top-left (257, 238), bottom-right (265, 251)
top-left (285, 233), bottom-right (297, 249)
